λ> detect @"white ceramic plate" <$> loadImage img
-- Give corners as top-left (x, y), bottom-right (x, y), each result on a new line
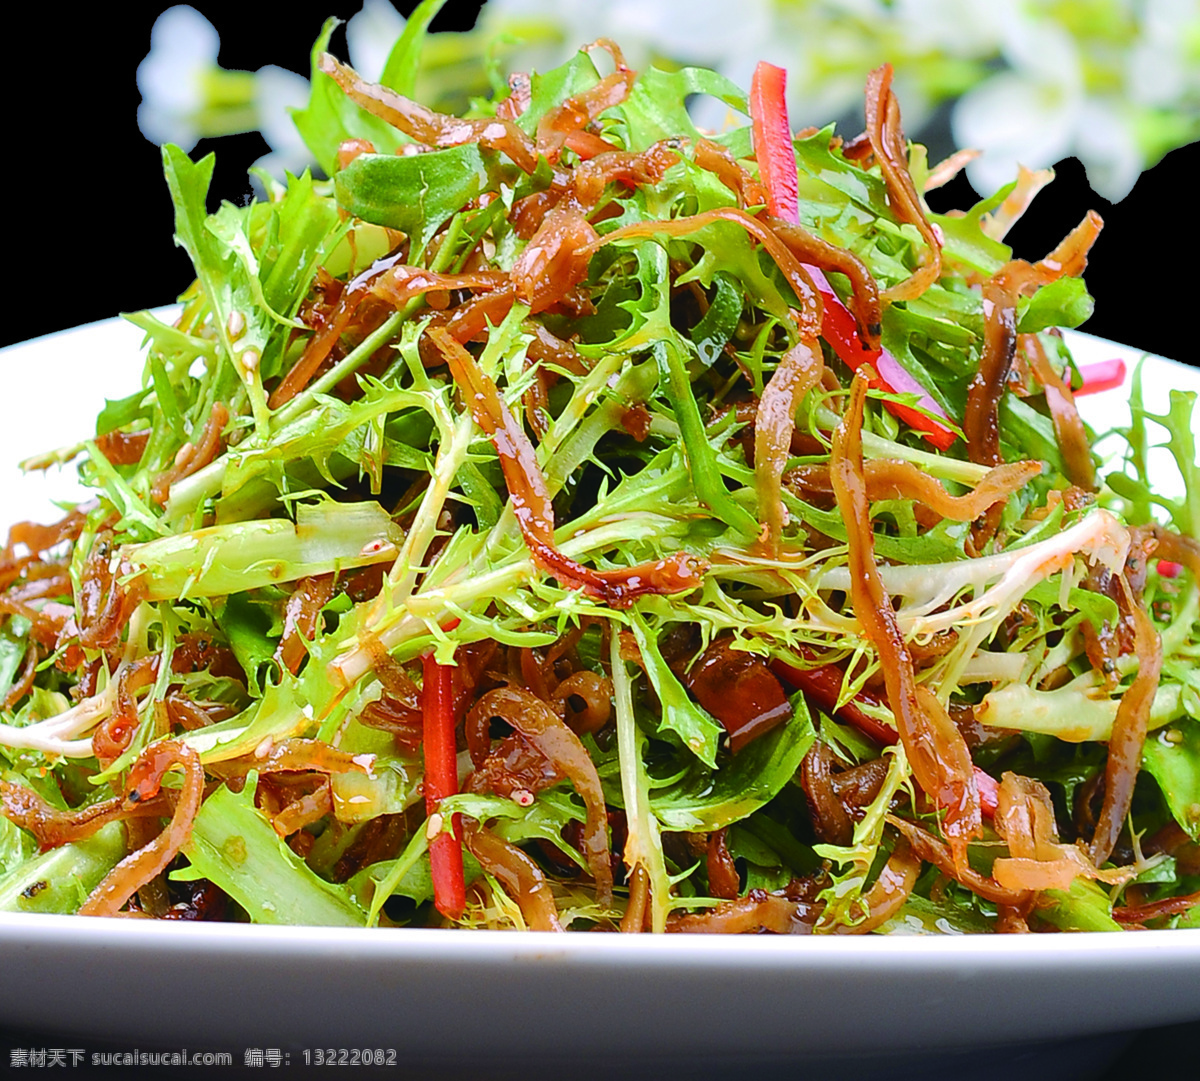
top-left (1, 319), bottom-right (1198, 1076)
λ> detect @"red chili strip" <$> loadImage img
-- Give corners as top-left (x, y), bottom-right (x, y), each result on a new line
top-left (422, 652), bottom-right (466, 920)
top-left (746, 62), bottom-right (956, 449)
top-left (1074, 359), bottom-right (1127, 396)
top-left (750, 61), bottom-right (799, 224)
top-left (809, 267), bottom-right (957, 450)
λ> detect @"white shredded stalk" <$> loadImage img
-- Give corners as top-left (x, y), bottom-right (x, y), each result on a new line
top-left (813, 508), bottom-right (1130, 637)
top-left (976, 674), bottom-right (1183, 743)
top-left (0, 682), bottom-right (115, 757)
top-left (611, 628), bottom-right (672, 933)
top-left (0, 605), bottom-right (153, 758)
top-left (958, 651), bottom-right (1027, 684)
top-left (809, 509), bottom-right (1131, 695)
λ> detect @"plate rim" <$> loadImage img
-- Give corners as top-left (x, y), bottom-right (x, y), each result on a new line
top-left (3, 317), bottom-right (1200, 1055)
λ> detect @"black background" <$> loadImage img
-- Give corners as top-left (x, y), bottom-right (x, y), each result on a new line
top-left (4, 0), bottom-right (1197, 362)
top-left (2, 1), bottom-right (483, 348)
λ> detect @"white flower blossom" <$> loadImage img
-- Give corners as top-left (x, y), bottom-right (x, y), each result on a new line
top-left (252, 65), bottom-right (314, 181)
top-left (1127, 0), bottom-right (1197, 108)
top-left (136, 5), bottom-right (222, 151)
top-left (953, 13), bottom-right (1084, 195)
top-left (345, 0), bottom-right (408, 82)
top-left (1073, 99), bottom-right (1144, 205)
top-left (953, 5), bottom-right (1148, 202)
top-left (135, 0), bottom-right (1200, 205)
top-left (136, 1), bottom-right (433, 181)
top-left (892, 0), bottom-right (1003, 58)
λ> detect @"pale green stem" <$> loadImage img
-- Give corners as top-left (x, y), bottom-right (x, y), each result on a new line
top-left (242, 359), bottom-right (273, 442)
top-left (366, 828), bottom-right (430, 928)
top-left (122, 501), bottom-right (402, 601)
top-left (329, 516), bottom-right (672, 685)
top-left (813, 405), bottom-right (989, 485)
top-left (611, 630), bottom-right (672, 933)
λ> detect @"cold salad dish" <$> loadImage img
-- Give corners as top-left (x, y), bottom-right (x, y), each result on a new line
top-left (0, 21), bottom-right (1196, 935)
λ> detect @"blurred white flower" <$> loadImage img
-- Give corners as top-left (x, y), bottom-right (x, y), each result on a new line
top-left (1073, 99), bottom-right (1144, 205)
top-left (136, 5), bottom-right (223, 150)
top-left (136, 1), bottom-right (438, 180)
top-left (345, 0), bottom-right (408, 82)
top-left (953, 72), bottom-right (1076, 195)
top-left (137, 5), bottom-right (324, 181)
top-left (953, 14), bottom-right (1084, 194)
top-left (892, 0), bottom-right (1003, 58)
top-left (605, 0), bottom-right (769, 63)
top-left (252, 65), bottom-right (313, 180)
top-left (773, 4), bottom-right (909, 129)
top-left (954, 7), bottom-right (1148, 202)
top-left (135, 0), bottom-right (1200, 204)
top-left (1127, 0), bottom-right (1200, 108)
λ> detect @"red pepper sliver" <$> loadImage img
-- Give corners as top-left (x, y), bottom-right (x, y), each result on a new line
top-left (1074, 358), bottom-right (1126, 396)
top-left (771, 658), bottom-right (895, 745)
top-left (873, 388), bottom-right (958, 452)
top-left (770, 658), bottom-right (997, 819)
top-left (422, 652), bottom-right (466, 920)
top-left (748, 59), bottom-right (957, 450)
top-left (974, 771), bottom-right (999, 820)
top-left (750, 61), bottom-right (799, 224)
top-left (816, 285), bottom-right (877, 370)
top-left (811, 282), bottom-right (958, 450)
